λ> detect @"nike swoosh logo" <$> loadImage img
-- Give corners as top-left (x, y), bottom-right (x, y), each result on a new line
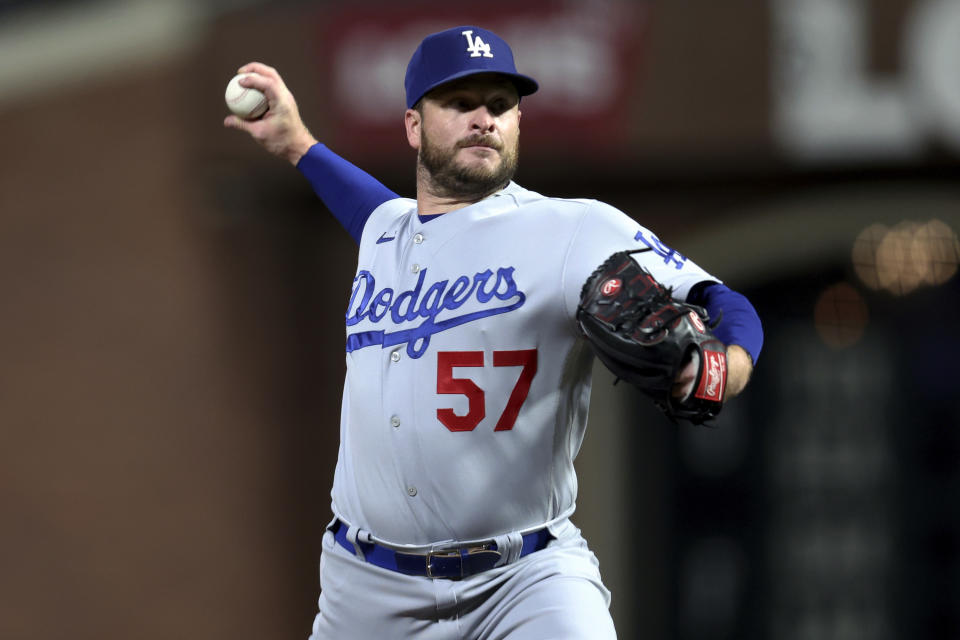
top-left (376, 233), bottom-right (396, 244)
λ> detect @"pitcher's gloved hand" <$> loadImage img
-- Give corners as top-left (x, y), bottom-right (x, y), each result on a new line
top-left (576, 250), bottom-right (728, 425)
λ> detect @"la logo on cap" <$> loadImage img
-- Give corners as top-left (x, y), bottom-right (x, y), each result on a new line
top-left (462, 30), bottom-right (494, 58)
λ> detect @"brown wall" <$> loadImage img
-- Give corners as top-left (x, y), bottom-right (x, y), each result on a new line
top-left (0, 19), bottom-right (351, 640)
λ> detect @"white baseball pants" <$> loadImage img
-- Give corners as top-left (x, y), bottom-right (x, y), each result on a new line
top-left (307, 518), bottom-right (617, 639)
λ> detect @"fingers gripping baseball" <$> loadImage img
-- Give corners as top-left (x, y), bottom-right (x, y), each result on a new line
top-left (223, 62), bottom-right (318, 165)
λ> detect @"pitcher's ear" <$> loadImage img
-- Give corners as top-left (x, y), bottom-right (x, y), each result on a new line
top-left (405, 108), bottom-right (422, 150)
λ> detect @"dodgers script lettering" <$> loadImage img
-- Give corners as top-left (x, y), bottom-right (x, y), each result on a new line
top-left (345, 266), bottom-right (526, 358)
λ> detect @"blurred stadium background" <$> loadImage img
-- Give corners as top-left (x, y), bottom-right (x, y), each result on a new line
top-left (1, 1), bottom-right (958, 638)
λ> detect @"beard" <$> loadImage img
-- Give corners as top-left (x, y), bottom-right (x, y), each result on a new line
top-left (418, 128), bottom-right (519, 200)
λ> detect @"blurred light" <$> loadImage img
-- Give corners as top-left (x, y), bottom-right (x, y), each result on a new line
top-left (913, 219), bottom-right (960, 286)
top-left (851, 223), bottom-right (888, 290)
top-left (876, 221), bottom-right (924, 294)
top-left (814, 282), bottom-right (868, 349)
top-left (852, 219), bottom-right (959, 295)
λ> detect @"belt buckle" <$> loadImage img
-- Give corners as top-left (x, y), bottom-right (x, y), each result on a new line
top-left (425, 543), bottom-right (501, 579)
top-left (425, 548), bottom-right (461, 579)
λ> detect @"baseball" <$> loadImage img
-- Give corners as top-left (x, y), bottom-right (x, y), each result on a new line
top-left (224, 73), bottom-right (268, 120)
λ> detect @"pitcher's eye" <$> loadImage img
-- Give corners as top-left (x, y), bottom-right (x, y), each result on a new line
top-left (489, 99), bottom-right (510, 116)
top-left (449, 98), bottom-right (475, 111)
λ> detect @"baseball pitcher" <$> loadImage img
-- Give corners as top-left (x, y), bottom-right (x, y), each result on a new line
top-left (224, 25), bottom-right (763, 639)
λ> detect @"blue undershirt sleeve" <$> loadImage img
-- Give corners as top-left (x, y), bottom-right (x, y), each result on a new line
top-left (687, 282), bottom-right (764, 364)
top-left (296, 143), bottom-right (400, 244)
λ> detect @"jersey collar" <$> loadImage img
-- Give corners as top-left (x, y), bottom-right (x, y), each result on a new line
top-left (494, 181), bottom-right (524, 197)
top-left (417, 182), bottom-right (525, 223)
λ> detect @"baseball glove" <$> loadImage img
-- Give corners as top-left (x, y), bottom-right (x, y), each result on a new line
top-left (576, 250), bottom-right (728, 425)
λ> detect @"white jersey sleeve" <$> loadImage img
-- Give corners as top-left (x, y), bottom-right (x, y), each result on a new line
top-left (560, 200), bottom-right (720, 325)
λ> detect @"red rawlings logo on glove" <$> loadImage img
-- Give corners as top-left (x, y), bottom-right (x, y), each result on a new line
top-left (601, 278), bottom-right (622, 296)
top-left (689, 311), bottom-right (706, 333)
top-left (694, 349), bottom-right (727, 403)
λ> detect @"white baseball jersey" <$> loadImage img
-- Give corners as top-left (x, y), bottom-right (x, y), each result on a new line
top-left (332, 182), bottom-right (718, 547)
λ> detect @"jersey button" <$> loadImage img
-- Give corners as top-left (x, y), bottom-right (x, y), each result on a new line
top-left (406, 486), bottom-right (418, 497)
top-left (413, 233), bottom-right (424, 244)
top-left (390, 350), bottom-right (401, 362)
top-left (390, 415), bottom-right (400, 428)
top-left (411, 263), bottom-right (421, 273)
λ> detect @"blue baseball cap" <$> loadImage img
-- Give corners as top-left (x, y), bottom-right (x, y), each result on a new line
top-left (404, 25), bottom-right (539, 109)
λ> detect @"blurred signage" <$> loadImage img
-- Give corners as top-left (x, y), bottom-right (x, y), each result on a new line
top-left (317, 1), bottom-right (647, 159)
top-left (773, 0), bottom-right (960, 161)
